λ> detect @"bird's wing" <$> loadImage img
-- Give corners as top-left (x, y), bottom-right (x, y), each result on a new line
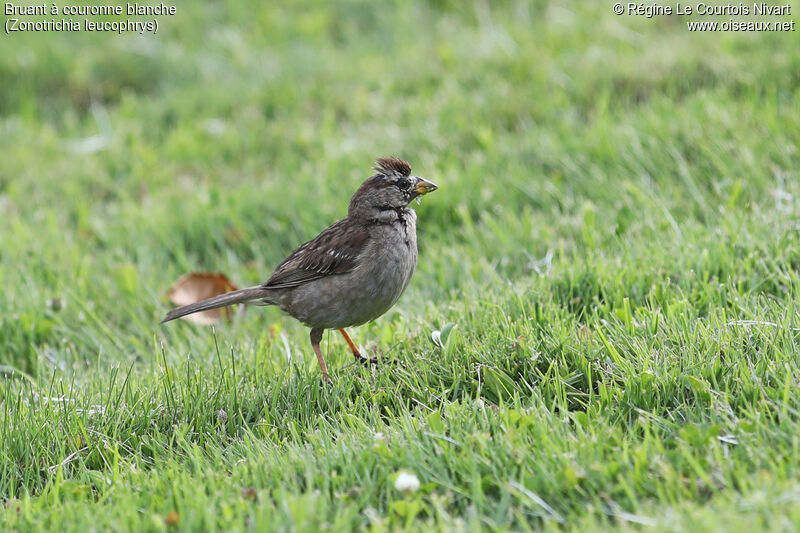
top-left (263, 218), bottom-right (370, 289)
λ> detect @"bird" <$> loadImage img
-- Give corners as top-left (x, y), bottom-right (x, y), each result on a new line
top-left (161, 157), bottom-right (438, 383)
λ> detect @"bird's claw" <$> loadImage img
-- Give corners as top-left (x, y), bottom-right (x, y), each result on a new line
top-left (354, 354), bottom-right (380, 366)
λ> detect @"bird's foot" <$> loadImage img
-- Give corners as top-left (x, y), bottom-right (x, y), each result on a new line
top-left (354, 353), bottom-right (380, 366)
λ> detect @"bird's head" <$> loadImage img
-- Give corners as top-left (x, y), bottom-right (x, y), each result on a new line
top-left (348, 157), bottom-right (438, 220)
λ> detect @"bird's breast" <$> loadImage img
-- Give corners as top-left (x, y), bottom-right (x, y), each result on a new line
top-left (359, 215), bottom-right (418, 306)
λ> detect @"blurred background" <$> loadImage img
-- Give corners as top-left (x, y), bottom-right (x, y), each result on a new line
top-left (1, 1), bottom-right (798, 374)
top-left (3, 2), bottom-right (800, 529)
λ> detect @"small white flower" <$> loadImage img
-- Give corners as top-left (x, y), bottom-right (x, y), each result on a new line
top-left (394, 471), bottom-right (420, 493)
top-left (374, 432), bottom-right (386, 441)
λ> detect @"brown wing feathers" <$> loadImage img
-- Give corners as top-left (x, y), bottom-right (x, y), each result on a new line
top-left (263, 218), bottom-right (370, 289)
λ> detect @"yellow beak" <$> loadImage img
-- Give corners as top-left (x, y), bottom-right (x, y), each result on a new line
top-left (413, 177), bottom-right (438, 195)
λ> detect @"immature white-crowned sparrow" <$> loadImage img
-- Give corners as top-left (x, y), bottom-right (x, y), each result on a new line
top-left (161, 157), bottom-right (438, 382)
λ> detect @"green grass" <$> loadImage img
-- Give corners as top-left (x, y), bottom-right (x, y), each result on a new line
top-left (2, 1), bottom-right (800, 530)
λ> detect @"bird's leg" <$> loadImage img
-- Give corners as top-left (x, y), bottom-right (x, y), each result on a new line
top-left (310, 328), bottom-right (333, 384)
top-left (338, 328), bottom-right (361, 357)
top-left (339, 328), bottom-right (379, 366)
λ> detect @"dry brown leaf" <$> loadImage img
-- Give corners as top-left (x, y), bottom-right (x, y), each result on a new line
top-left (167, 272), bottom-right (240, 325)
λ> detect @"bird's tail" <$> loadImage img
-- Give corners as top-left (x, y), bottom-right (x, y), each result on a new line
top-left (160, 285), bottom-right (272, 324)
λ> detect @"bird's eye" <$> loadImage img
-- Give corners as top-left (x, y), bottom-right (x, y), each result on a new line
top-left (396, 178), bottom-right (410, 189)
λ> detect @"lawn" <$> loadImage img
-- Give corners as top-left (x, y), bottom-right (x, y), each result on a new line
top-left (2, 1), bottom-right (800, 531)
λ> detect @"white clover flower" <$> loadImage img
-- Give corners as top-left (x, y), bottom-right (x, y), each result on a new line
top-left (394, 471), bottom-right (420, 493)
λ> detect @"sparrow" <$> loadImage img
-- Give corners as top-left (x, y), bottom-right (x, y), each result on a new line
top-left (161, 157), bottom-right (438, 382)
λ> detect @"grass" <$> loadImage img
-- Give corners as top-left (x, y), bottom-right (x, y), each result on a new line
top-left (2, 0), bottom-right (800, 530)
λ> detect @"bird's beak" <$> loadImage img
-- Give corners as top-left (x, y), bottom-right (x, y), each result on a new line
top-left (413, 177), bottom-right (438, 196)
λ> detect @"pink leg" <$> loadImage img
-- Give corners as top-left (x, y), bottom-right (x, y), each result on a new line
top-left (310, 328), bottom-right (333, 383)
